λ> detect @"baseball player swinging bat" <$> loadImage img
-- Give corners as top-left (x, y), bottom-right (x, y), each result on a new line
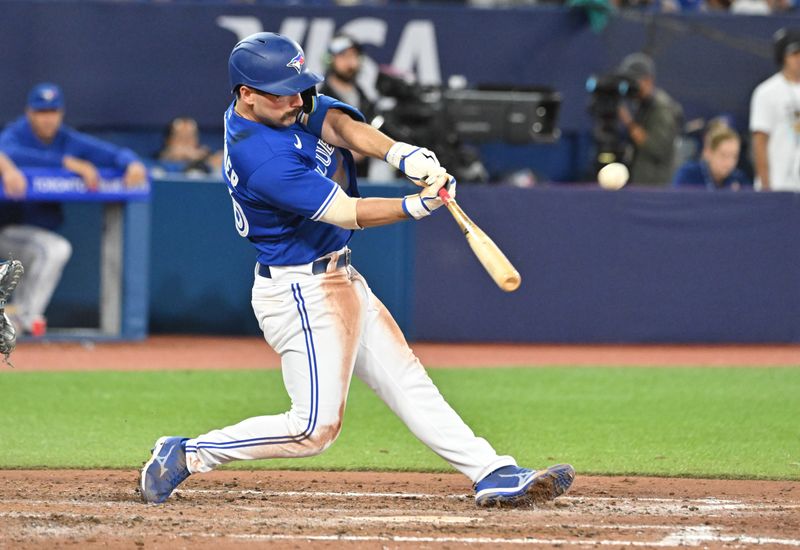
top-left (437, 187), bottom-right (521, 292)
top-left (139, 33), bottom-right (576, 509)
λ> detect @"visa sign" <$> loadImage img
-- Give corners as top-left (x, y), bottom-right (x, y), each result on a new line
top-left (216, 15), bottom-right (442, 98)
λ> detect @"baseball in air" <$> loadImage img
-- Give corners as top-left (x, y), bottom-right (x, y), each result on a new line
top-left (597, 162), bottom-right (629, 190)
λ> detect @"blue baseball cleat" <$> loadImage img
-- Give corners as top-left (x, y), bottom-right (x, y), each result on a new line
top-left (139, 436), bottom-right (191, 504)
top-left (474, 463), bottom-right (575, 507)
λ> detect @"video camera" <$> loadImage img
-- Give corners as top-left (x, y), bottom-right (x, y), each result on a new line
top-left (586, 72), bottom-right (640, 169)
top-left (373, 69), bottom-right (561, 183)
top-left (373, 70), bottom-right (486, 183)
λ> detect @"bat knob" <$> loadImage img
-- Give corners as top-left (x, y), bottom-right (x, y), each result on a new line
top-left (501, 272), bottom-right (522, 292)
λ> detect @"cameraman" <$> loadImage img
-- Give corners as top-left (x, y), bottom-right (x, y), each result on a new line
top-left (616, 53), bottom-right (683, 186)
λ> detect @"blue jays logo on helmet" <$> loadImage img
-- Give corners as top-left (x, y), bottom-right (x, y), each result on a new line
top-left (286, 52), bottom-right (305, 74)
top-left (228, 32), bottom-right (323, 96)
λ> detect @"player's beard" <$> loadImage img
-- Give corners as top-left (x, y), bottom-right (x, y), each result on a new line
top-left (282, 108), bottom-right (302, 124)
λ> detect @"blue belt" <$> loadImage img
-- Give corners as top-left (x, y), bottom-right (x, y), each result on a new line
top-left (258, 249), bottom-right (351, 279)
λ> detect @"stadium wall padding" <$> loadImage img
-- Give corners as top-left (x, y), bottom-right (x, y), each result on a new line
top-left (50, 180), bottom-right (800, 343)
top-left (414, 186), bottom-right (800, 343)
top-left (51, 180), bottom-right (415, 337)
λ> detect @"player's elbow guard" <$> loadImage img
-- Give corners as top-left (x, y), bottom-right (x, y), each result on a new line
top-left (318, 187), bottom-right (362, 230)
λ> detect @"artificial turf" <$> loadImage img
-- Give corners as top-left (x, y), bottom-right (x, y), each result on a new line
top-left (1, 367), bottom-right (797, 479)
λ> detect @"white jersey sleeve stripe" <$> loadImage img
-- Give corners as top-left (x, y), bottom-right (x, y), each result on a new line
top-left (310, 183), bottom-right (339, 221)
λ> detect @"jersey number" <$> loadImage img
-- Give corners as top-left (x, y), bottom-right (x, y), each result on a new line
top-left (231, 196), bottom-right (249, 237)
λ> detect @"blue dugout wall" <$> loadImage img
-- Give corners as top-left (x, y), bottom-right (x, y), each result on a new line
top-left (51, 180), bottom-right (416, 338)
top-left (416, 186), bottom-right (800, 343)
top-left (49, 180), bottom-right (800, 343)
top-left (144, 181), bottom-right (415, 336)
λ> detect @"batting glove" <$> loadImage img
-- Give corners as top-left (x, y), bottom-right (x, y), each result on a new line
top-left (402, 174), bottom-right (457, 220)
top-left (385, 142), bottom-right (446, 186)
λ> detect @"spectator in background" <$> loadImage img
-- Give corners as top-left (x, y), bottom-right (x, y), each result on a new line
top-left (319, 34), bottom-right (375, 177)
top-left (0, 83), bottom-right (147, 336)
top-left (672, 121), bottom-right (750, 190)
top-left (616, 53), bottom-right (683, 186)
top-left (731, 0), bottom-right (796, 13)
top-left (729, 0), bottom-right (770, 13)
top-left (750, 27), bottom-right (800, 191)
top-left (157, 117), bottom-right (222, 177)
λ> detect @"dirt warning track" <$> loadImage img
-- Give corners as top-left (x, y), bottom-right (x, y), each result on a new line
top-left (9, 336), bottom-right (800, 371)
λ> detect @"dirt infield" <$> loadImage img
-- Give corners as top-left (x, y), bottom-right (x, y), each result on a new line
top-left (1, 470), bottom-right (798, 548)
top-left (3, 338), bottom-right (800, 548)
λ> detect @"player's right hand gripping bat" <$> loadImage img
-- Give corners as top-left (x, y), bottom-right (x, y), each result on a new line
top-left (437, 187), bottom-right (521, 292)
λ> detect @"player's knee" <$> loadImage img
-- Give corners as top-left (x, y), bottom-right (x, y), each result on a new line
top-left (285, 406), bottom-right (345, 456)
top-left (306, 419), bottom-right (343, 455)
top-left (287, 412), bottom-right (343, 456)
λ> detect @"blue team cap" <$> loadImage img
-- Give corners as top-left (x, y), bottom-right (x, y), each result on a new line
top-left (27, 83), bottom-right (64, 111)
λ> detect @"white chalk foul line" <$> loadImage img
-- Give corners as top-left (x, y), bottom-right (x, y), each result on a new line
top-left (0, 512), bottom-right (761, 535)
top-left (662, 526), bottom-right (800, 547)
top-left (189, 530), bottom-right (800, 547)
top-left (0, 511), bottom-right (760, 535)
top-left (4, 508), bottom-right (800, 546)
top-left (343, 515), bottom-right (481, 524)
top-left (181, 488), bottom-right (469, 499)
top-left (180, 489), bottom-right (800, 512)
top-left (4, 491), bottom-right (798, 517)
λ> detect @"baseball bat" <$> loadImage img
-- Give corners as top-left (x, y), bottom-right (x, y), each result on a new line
top-left (437, 188), bottom-right (521, 292)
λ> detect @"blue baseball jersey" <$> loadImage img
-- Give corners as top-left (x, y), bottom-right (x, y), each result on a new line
top-left (222, 94), bottom-right (364, 266)
top-left (0, 116), bottom-right (139, 170)
top-left (0, 116), bottom-right (140, 230)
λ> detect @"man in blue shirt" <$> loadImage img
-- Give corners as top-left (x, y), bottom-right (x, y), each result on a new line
top-left (140, 33), bottom-right (574, 509)
top-left (0, 83), bottom-right (147, 336)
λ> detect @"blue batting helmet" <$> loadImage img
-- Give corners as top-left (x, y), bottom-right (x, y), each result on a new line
top-left (229, 32), bottom-right (323, 96)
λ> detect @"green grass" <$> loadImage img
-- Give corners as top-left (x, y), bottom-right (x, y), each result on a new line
top-left (0, 367), bottom-right (798, 479)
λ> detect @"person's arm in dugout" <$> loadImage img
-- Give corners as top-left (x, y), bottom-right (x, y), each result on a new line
top-left (67, 130), bottom-right (147, 187)
top-left (0, 152), bottom-right (27, 198)
top-left (0, 132), bottom-right (96, 188)
top-left (0, 126), bottom-right (65, 168)
top-left (0, 128), bottom-right (141, 189)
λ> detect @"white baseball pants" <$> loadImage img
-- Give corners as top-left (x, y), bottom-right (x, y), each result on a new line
top-left (185, 250), bottom-right (515, 483)
top-left (0, 225), bottom-right (72, 330)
